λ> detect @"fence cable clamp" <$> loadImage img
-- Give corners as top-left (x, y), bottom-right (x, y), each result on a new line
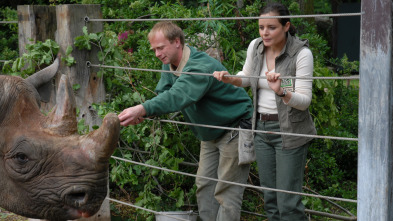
top-left (84, 16), bottom-right (90, 23)
top-left (86, 61), bottom-right (91, 68)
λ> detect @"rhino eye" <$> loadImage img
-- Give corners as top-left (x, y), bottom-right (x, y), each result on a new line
top-left (14, 153), bottom-right (29, 164)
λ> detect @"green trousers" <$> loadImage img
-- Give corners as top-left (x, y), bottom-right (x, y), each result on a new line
top-left (196, 130), bottom-right (251, 221)
top-left (255, 120), bottom-right (309, 221)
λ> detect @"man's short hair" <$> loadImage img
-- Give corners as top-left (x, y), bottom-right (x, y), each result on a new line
top-left (148, 21), bottom-right (185, 46)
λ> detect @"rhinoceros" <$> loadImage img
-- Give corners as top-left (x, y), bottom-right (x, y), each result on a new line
top-left (0, 56), bottom-right (120, 220)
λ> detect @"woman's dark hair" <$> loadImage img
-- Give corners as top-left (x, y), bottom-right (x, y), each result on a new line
top-left (260, 2), bottom-right (297, 36)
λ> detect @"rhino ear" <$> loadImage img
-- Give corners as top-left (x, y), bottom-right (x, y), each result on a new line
top-left (44, 74), bottom-right (78, 135)
top-left (26, 54), bottom-right (60, 88)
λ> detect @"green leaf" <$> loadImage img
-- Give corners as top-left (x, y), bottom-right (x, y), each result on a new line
top-left (89, 33), bottom-right (99, 41)
top-left (64, 56), bottom-right (75, 66)
top-left (150, 169), bottom-right (159, 176)
top-left (72, 84), bottom-right (81, 91)
top-left (82, 26), bottom-right (88, 36)
top-left (65, 45), bottom-right (73, 56)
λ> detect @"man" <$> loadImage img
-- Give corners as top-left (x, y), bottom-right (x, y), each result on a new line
top-left (118, 21), bottom-right (253, 221)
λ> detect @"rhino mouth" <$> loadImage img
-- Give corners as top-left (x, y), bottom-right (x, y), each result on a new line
top-left (43, 199), bottom-right (103, 221)
top-left (44, 185), bottom-right (107, 220)
top-left (64, 206), bottom-right (93, 220)
top-left (46, 198), bottom-right (103, 221)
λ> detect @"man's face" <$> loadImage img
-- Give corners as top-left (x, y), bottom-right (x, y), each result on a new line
top-left (149, 31), bottom-right (182, 66)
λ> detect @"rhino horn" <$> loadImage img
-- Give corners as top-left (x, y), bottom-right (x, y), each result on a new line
top-left (80, 113), bottom-right (120, 161)
top-left (44, 74), bottom-right (78, 135)
top-left (26, 54), bottom-right (60, 88)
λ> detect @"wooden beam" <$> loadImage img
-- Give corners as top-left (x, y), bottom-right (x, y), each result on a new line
top-left (55, 5), bottom-right (109, 221)
top-left (17, 5), bottom-right (56, 55)
top-left (17, 5), bottom-right (57, 112)
top-left (358, 0), bottom-right (393, 220)
top-left (56, 4), bottom-right (105, 129)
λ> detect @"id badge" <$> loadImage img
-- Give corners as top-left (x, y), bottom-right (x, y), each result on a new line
top-left (281, 78), bottom-right (294, 92)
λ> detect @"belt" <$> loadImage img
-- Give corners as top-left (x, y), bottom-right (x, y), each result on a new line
top-left (258, 113), bottom-right (279, 121)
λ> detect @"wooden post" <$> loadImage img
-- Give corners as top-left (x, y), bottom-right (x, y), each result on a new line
top-left (19, 4), bottom-right (110, 221)
top-left (358, 0), bottom-right (393, 220)
top-left (17, 5), bottom-right (57, 55)
top-left (56, 4), bottom-right (105, 129)
top-left (17, 5), bottom-right (57, 112)
top-left (18, 4), bottom-right (107, 147)
top-left (56, 6), bottom-right (110, 221)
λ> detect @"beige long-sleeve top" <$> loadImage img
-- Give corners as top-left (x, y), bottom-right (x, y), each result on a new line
top-left (238, 38), bottom-right (313, 114)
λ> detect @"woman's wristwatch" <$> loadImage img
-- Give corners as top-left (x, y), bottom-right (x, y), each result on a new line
top-left (276, 88), bottom-right (287, 97)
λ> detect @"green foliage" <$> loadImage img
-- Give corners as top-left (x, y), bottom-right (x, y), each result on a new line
top-left (1, 39), bottom-right (75, 77)
top-left (0, 7), bottom-right (18, 68)
top-left (63, 45), bottom-right (76, 66)
top-left (314, 0), bottom-right (333, 14)
top-left (332, 54), bottom-right (360, 76)
top-left (2, 39), bottom-right (59, 77)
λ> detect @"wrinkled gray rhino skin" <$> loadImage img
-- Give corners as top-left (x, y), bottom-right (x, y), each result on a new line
top-left (0, 56), bottom-right (120, 221)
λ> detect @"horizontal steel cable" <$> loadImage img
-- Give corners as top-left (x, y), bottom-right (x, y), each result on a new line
top-left (88, 63), bottom-right (360, 80)
top-left (0, 21), bottom-right (17, 24)
top-left (111, 156), bottom-right (357, 204)
top-left (107, 198), bottom-right (191, 221)
top-left (144, 118), bottom-right (358, 142)
top-left (2, 12), bottom-right (365, 24)
top-left (109, 196), bottom-right (356, 221)
top-left (89, 61), bottom-right (358, 141)
top-left (85, 12), bottom-right (364, 22)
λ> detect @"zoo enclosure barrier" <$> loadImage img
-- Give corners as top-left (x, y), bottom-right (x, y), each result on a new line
top-left (2, 1), bottom-right (392, 220)
top-left (1, 6), bottom-right (361, 221)
top-left (84, 10), bottom-right (360, 221)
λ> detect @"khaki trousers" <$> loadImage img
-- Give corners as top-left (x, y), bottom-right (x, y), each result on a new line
top-left (196, 130), bottom-right (251, 221)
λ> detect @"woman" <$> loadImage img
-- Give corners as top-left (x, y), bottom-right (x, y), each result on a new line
top-left (213, 3), bottom-right (316, 221)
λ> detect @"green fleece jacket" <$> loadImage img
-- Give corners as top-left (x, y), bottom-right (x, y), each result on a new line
top-left (142, 46), bottom-right (253, 141)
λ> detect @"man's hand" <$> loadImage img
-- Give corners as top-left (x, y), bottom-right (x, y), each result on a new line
top-left (118, 104), bottom-right (147, 126)
top-left (213, 71), bottom-right (242, 87)
top-left (213, 71), bottom-right (232, 83)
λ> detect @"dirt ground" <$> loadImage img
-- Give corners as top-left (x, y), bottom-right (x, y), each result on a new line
top-left (0, 208), bottom-right (28, 221)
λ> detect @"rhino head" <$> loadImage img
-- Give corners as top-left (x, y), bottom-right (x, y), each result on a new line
top-left (0, 57), bottom-right (120, 220)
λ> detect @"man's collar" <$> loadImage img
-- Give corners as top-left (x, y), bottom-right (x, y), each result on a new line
top-left (170, 45), bottom-right (190, 76)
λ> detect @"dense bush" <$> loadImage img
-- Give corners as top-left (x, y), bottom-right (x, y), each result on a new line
top-left (0, 7), bottom-right (18, 69)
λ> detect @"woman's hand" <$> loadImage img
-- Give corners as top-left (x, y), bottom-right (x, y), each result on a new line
top-left (266, 71), bottom-right (282, 94)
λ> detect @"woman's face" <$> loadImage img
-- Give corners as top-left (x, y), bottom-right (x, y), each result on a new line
top-left (258, 12), bottom-right (290, 48)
